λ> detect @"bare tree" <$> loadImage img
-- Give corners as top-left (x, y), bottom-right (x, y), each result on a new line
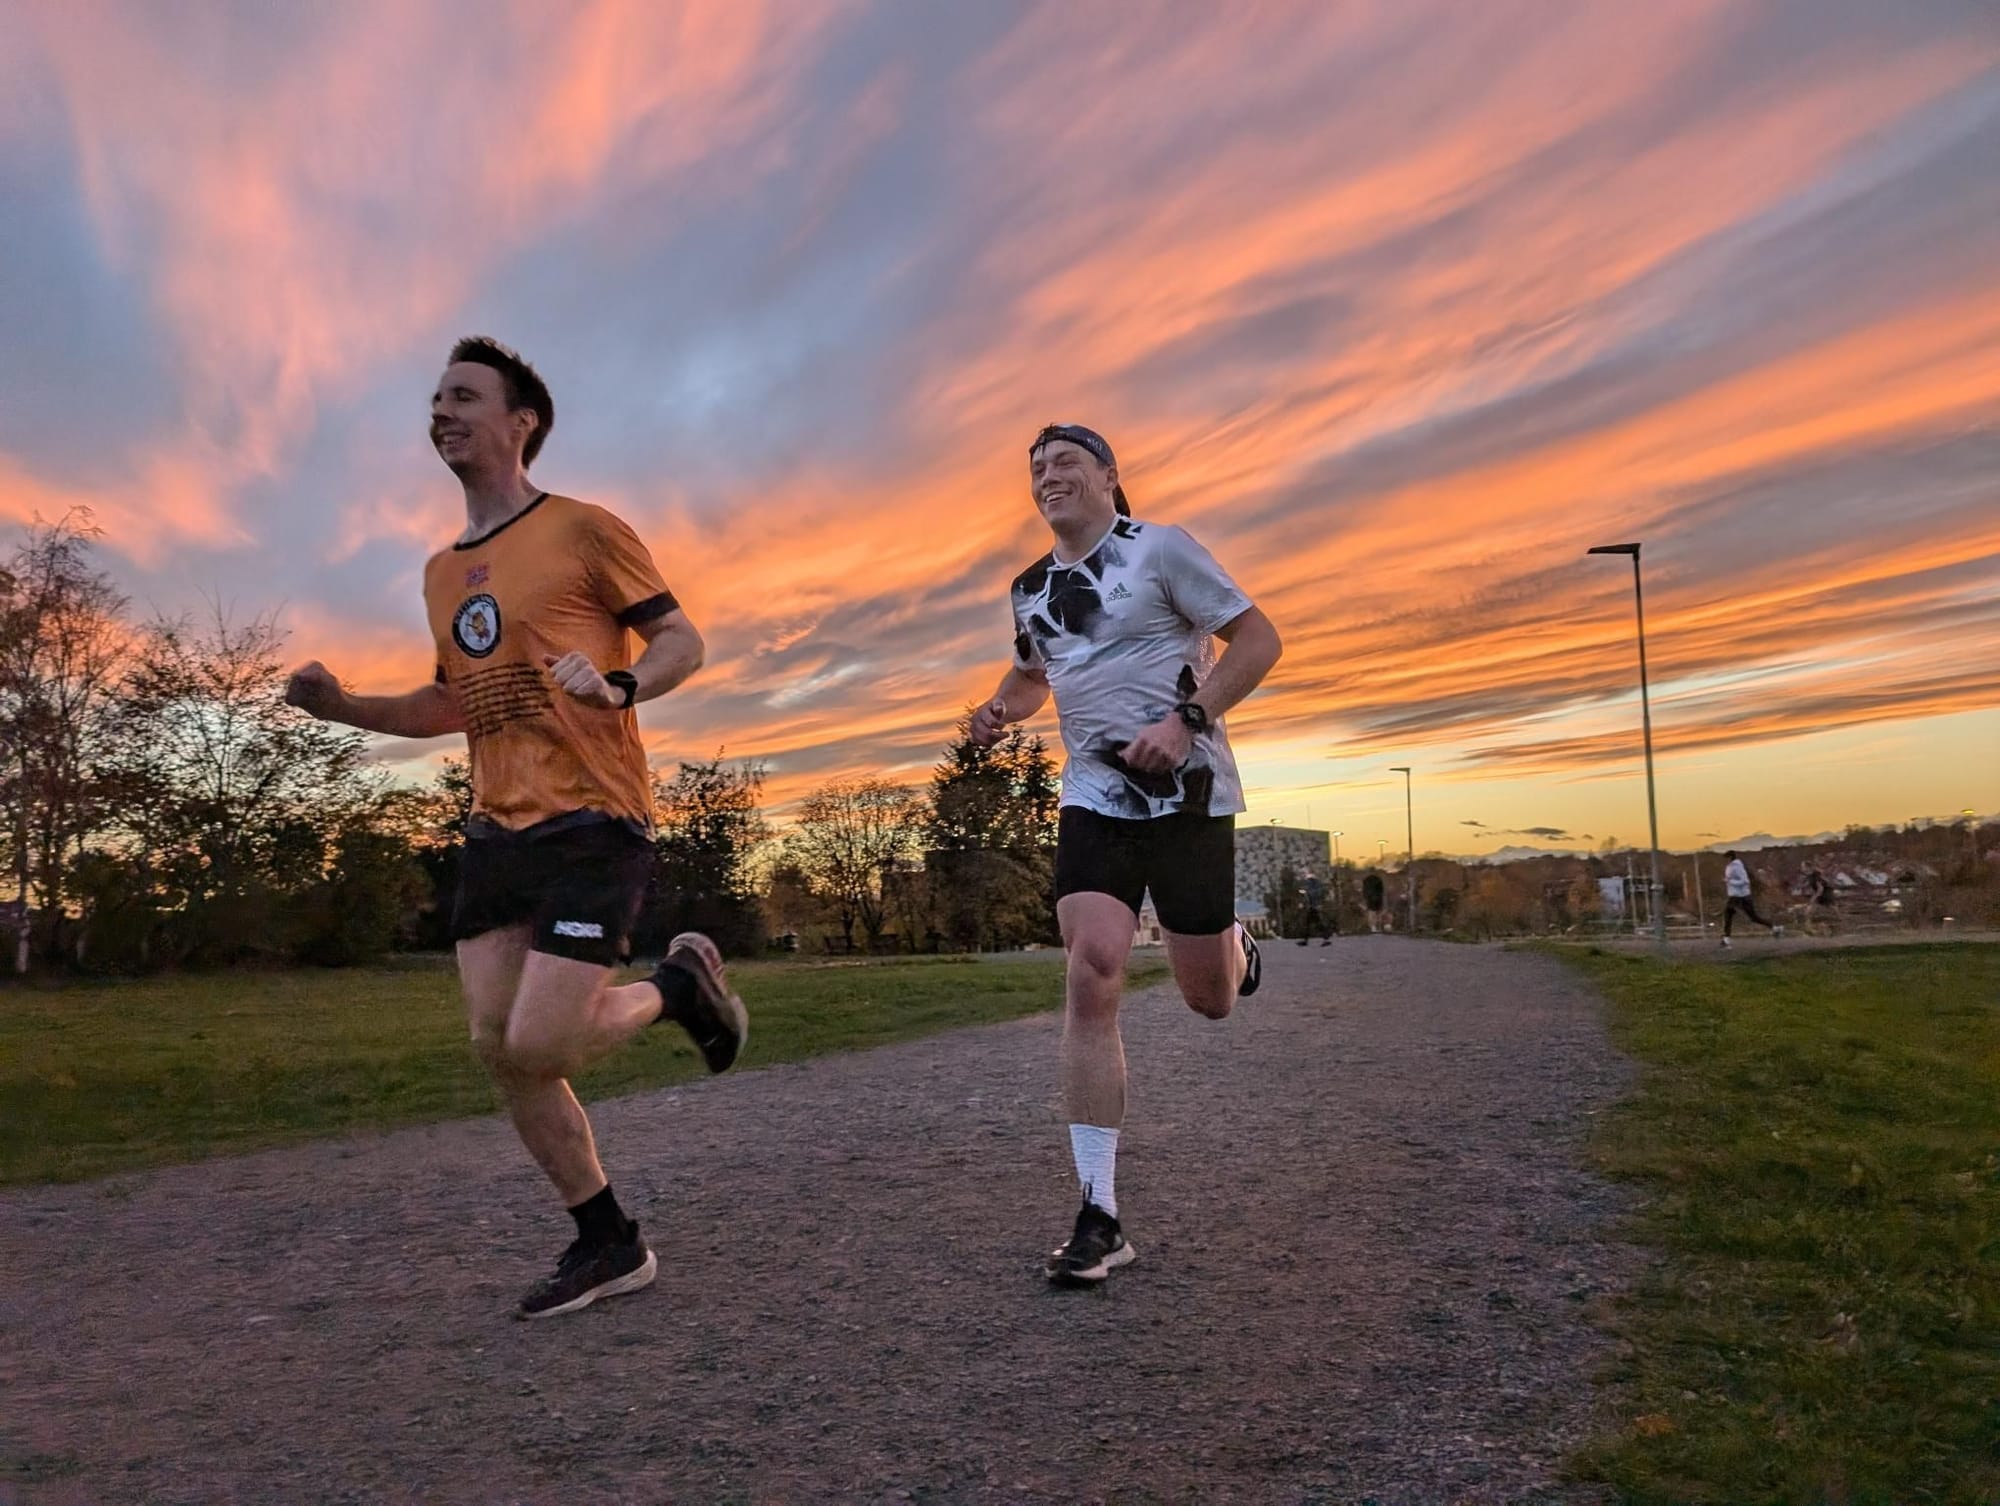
top-left (0, 514), bottom-right (129, 972)
top-left (783, 777), bottom-right (925, 950)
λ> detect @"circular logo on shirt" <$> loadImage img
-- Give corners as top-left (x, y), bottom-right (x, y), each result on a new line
top-left (452, 593), bottom-right (502, 658)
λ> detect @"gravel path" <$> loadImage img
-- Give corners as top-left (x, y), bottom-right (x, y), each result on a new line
top-left (1, 941), bottom-right (1635, 1505)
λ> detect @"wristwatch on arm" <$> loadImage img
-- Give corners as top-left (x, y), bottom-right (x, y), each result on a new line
top-left (1174, 701), bottom-right (1210, 734)
top-left (604, 669), bottom-right (639, 709)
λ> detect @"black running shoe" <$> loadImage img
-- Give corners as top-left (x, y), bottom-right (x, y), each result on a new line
top-left (517, 1229), bottom-right (657, 1320)
top-left (1237, 923), bottom-right (1262, 998)
top-left (653, 931), bottom-right (749, 1073)
top-left (1045, 1201), bottom-right (1137, 1287)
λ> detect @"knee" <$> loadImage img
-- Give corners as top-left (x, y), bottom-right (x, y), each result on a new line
top-left (497, 1017), bottom-right (568, 1081)
top-left (1183, 984), bottom-right (1232, 1022)
top-left (469, 1018), bottom-right (512, 1078)
top-left (1066, 938), bottom-right (1125, 1000)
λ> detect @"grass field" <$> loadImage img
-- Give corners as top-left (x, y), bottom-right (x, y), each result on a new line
top-left (1560, 943), bottom-right (2000, 1503)
top-left (0, 953), bottom-right (1164, 1186)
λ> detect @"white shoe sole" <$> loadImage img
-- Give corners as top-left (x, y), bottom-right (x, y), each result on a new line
top-left (1048, 1240), bottom-right (1138, 1286)
top-left (519, 1248), bottom-right (658, 1320)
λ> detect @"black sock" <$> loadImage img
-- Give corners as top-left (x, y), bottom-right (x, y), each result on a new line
top-left (569, 1184), bottom-right (633, 1248)
top-left (651, 958), bottom-right (698, 1025)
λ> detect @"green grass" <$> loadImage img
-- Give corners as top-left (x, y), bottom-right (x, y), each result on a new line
top-left (0, 954), bottom-right (1164, 1186)
top-left (1558, 943), bottom-right (2000, 1504)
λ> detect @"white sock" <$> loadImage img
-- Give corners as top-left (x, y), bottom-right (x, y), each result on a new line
top-left (1069, 1124), bottom-right (1119, 1216)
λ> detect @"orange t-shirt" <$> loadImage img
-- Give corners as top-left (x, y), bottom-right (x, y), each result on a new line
top-left (424, 493), bottom-right (675, 832)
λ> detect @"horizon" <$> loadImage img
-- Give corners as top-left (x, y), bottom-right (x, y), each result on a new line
top-left (4, 2), bottom-right (1996, 854)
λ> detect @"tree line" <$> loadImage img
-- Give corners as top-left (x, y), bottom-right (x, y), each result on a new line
top-left (1, 516), bottom-right (1061, 975)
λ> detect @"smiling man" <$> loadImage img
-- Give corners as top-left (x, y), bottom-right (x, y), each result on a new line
top-left (971, 423), bottom-right (1283, 1286)
top-left (285, 337), bottom-right (748, 1320)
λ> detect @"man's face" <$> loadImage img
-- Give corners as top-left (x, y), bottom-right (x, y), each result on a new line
top-left (1030, 440), bottom-right (1117, 532)
top-left (430, 362), bottom-right (530, 476)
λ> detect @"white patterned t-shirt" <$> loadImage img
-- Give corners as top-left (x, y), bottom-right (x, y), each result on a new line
top-left (1009, 516), bottom-right (1251, 820)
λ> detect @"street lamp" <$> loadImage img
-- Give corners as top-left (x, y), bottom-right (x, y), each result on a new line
top-left (1331, 830), bottom-right (1344, 919)
top-left (1587, 542), bottom-right (1667, 948)
top-left (1389, 766), bottom-right (1415, 933)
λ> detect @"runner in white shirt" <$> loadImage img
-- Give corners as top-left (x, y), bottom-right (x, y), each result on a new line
top-left (1721, 850), bottom-right (1782, 947)
top-left (970, 424), bottom-right (1283, 1286)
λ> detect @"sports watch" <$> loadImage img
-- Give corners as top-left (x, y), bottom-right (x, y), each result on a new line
top-left (604, 669), bottom-right (639, 709)
top-left (1173, 701), bottom-right (1210, 734)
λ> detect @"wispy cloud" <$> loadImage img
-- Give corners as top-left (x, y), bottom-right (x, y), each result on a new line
top-left (2, 0), bottom-right (1995, 826)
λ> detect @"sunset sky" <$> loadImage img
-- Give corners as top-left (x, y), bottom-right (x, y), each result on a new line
top-left (4, 1), bottom-right (1996, 858)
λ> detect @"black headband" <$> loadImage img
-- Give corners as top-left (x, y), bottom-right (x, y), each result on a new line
top-left (1030, 423), bottom-right (1130, 515)
top-left (1030, 423), bottom-right (1115, 468)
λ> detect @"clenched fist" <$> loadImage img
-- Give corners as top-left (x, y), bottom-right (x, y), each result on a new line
top-left (969, 698), bottom-right (1010, 748)
top-left (543, 651), bottom-right (620, 709)
top-left (1117, 712), bottom-right (1193, 774)
top-left (284, 661), bottom-right (346, 721)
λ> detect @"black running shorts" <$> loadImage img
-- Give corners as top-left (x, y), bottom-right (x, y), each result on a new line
top-left (1054, 806), bottom-right (1237, 935)
top-left (451, 815), bottom-right (654, 966)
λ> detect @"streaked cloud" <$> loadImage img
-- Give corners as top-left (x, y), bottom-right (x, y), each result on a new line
top-left (2, 0), bottom-right (1995, 844)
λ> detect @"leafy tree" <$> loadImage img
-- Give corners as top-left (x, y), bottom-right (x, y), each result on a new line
top-left (760, 859), bottom-right (826, 946)
top-left (641, 755), bottom-right (771, 957)
top-left (924, 718), bottom-right (1060, 950)
top-left (1264, 862), bottom-right (1301, 938)
top-left (1426, 885), bottom-right (1462, 932)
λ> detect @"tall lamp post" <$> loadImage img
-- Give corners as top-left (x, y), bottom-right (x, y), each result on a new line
top-left (1389, 766), bottom-right (1415, 933)
top-left (1587, 542), bottom-right (1667, 948)
top-left (1331, 830), bottom-right (1344, 921)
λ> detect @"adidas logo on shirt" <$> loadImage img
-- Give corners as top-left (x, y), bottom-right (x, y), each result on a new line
top-left (1107, 583), bottom-right (1133, 602)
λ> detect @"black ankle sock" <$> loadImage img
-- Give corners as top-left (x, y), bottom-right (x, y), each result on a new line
top-left (651, 958), bottom-right (698, 1025)
top-left (569, 1184), bottom-right (633, 1248)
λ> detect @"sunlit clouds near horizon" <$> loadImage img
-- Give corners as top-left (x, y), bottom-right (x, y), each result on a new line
top-left (4, 1), bottom-right (1996, 852)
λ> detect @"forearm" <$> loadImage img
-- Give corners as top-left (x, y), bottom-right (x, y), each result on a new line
top-left (338, 683), bottom-right (464, 738)
top-left (1190, 610), bottom-right (1282, 722)
top-left (993, 665), bottom-right (1051, 724)
top-left (629, 619), bottom-right (704, 703)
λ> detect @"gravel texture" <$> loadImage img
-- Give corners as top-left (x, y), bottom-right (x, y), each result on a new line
top-left (1, 940), bottom-right (1636, 1505)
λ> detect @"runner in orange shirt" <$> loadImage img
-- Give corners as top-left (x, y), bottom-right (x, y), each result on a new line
top-left (287, 337), bottom-right (747, 1319)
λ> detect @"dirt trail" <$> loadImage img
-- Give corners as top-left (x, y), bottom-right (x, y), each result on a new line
top-left (1, 941), bottom-right (1634, 1505)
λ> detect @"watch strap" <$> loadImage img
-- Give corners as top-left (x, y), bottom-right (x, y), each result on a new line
top-left (605, 669), bottom-right (638, 709)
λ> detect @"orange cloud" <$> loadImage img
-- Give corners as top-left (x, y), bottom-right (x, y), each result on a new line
top-left (8, 2), bottom-right (1996, 839)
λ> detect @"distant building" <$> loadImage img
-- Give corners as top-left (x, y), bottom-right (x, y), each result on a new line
top-left (1236, 825), bottom-right (1334, 912)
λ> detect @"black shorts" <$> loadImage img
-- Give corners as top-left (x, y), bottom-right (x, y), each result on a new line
top-left (1054, 807), bottom-right (1236, 936)
top-left (452, 816), bottom-right (654, 966)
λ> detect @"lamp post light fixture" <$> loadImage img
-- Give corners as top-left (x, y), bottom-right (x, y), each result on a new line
top-left (1388, 766), bottom-right (1415, 934)
top-left (1587, 542), bottom-right (1668, 949)
top-left (1331, 830), bottom-right (1344, 918)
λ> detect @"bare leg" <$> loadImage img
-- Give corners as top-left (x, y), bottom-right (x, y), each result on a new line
top-left (504, 950), bottom-right (664, 1079)
top-left (458, 931), bottom-right (665, 1208)
top-left (1058, 893), bottom-right (1138, 1127)
top-left (1164, 924), bottom-right (1245, 1020)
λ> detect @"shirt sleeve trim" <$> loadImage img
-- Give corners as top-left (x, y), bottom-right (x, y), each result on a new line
top-left (615, 590), bottom-right (679, 627)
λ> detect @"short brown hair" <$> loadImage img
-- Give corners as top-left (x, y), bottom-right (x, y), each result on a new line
top-left (448, 336), bottom-right (554, 467)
